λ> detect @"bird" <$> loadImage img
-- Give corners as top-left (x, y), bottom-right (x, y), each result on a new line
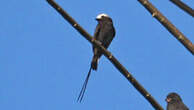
top-left (166, 92), bottom-right (189, 110)
top-left (77, 13), bottom-right (115, 102)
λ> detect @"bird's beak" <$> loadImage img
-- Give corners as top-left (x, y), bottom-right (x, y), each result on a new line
top-left (165, 98), bottom-right (171, 103)
top-left (95, 18), bottom-right (100, 21)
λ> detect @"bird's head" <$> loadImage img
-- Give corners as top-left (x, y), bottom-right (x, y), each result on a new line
top-left (95, 13), bottom-right (112, 22)
top-left (166, 92), bottom-right (182, 104)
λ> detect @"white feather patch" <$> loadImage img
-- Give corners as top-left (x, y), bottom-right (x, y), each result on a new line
top-left (96, 13), bottom-right (109, 19)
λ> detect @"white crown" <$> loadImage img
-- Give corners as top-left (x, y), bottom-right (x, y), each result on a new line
top-left (96, 13), bottom-right (109, 19)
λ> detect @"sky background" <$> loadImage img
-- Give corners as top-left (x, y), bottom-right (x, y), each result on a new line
top-left (0, 0), bottom-right (194, 110)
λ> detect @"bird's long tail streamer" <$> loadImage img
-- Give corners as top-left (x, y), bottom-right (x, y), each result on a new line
top-left (77, 66), bottom-right (92, 102)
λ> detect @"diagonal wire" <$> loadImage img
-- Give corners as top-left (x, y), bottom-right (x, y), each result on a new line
top-left (46, 0), bottom-right (164, 109)
top-left (138, 0), bottom-right (194, 55)
top-left (170, 0), bottom-right (194, 17)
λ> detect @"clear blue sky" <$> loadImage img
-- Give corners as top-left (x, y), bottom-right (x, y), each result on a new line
top-left (0, 0), bottom-right (193, 110)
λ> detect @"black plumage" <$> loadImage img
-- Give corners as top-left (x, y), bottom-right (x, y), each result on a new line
top-left (166, 92), bottom-right (189, 110)
top-left (77, 13), bottom-right (115, 102)
top-left (91, 14), bottom-right (115, 70)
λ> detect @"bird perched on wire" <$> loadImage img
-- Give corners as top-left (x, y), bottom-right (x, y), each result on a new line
top-left (77, 13), bottom-right (115, 102)
top-left (166, 92), bottom-right (189, 110)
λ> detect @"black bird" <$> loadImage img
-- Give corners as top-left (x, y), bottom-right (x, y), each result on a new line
top-left (77, 13), bottom-right (115, 102)
top-left (166, 92), bottom-right (189, 110)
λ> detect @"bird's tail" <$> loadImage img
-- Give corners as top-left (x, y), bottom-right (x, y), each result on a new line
top-left (77, 66), bottom-right (92, 102)
top-left (91, 55), bottom-right (98, 70)
top-left (77, 56), bottom-right (98, 102)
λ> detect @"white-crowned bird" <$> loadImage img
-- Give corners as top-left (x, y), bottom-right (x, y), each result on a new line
top-left (77, 13), bottom-right (115, 102)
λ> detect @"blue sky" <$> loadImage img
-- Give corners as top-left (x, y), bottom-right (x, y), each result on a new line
top-left (0, 0), bottom-right (193, 110)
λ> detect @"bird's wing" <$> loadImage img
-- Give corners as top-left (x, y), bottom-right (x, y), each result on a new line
top-left (178, 102), bottom-right (189, 110)
top-left (183, 104), bottom-right (189, 110)
top-left (94, 23), bottom-right (101, 39)
top-left (93, 23), bottom-right (101, 52)
top-left (180, 102), bottom-right (189, 110)
top-left (102, 24), bottom-right (115, 48)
